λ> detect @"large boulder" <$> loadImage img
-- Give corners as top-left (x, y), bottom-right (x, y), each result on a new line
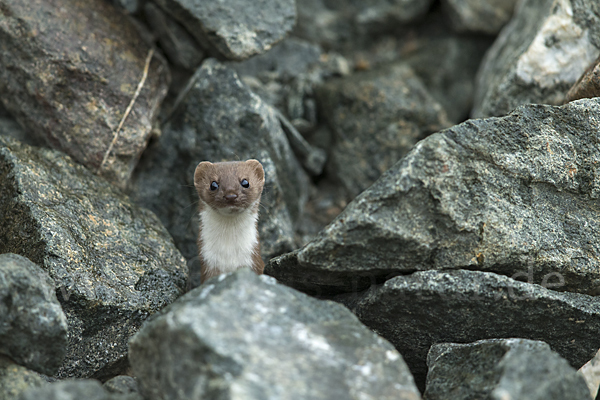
top-left (0, 254), bottom-right (68, 375)
top-left (130, 59), bottom-right (310, 287)
top-left (0, 0), bottom-right (170, 187)
top-left (129, 269), bottom-right (422, 400)
top-left (152, 0), bottom-right (296, 60)
top-left (0, 136), bottom-right (188, 379)
top-left (473, 0), bottom-right (600, 117)
top-left (424, 339), bottom-right (591, 400)
top-left (267, 98), bottom-right (600, 296)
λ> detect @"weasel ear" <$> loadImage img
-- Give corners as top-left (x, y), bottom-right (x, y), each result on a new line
top-left (194, 161), bottom-right (212, 188)
top-left (246, 159), bottom-right (264, 182)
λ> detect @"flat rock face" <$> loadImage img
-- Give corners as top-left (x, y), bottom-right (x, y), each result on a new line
top-left (266, 99), bottom-right (600, 295)
top-left (0, 254), bottom-right (68, 376)
top-left (0, 356), bottom-right (48, 400)
top-left (129, 269), bottom-right (421, 400)
top-left (153, 0), bottom-right (296, 60)
top-left (441, 0), bottom-right (518, 34)
top-left (130, 59), bottom-right (309, 287)
top-left (316, 63), bottom-right (450, 200)
top-left (0, 0), bottom-right (170, 187)
top-left (339, 269), bottom-right (600, 390)
top-left (473, 0), bottom-right (600, 117)
top-left (424, 339), bottom-right (590, 400)
top-left (0, 136), bottom-right (187, 379)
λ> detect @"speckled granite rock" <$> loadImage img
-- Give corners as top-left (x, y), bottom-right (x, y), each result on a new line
top-left (0, 0), bottom-right (170, 187)
top-left (129, 269), bottom-right (421, 400)
top-left (0, 136), bottom-right (187, 379)
top-left (473, 0), bottom-right (600, 117)
top-left (424, 339), bottom-right (590, 400)
top-left (0, 254), bottom-right (68, 375)
top-left (130, 59), bottom-right (309, 288)
top-left (267, 98), bottom-right (600, 296)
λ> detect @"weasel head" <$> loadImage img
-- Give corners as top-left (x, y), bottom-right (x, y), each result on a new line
top-left (194, 159), bottom-right (265, 216)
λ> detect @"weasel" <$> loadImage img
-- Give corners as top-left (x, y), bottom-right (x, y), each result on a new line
top-left (194, 159), bottom-right (265, 284)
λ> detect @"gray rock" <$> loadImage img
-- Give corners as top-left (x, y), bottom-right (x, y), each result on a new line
top-left (424, 339), bottom-right (591, 400)
top-left (0, 136), bottom-right (188, 379)
top-left (266, 98), bottom-right (600, 296)
top-left (473, 0), bottom-right (600, 117)
top-left (143, 2), bottom-right (204, 70)
top-left (19, 379), bottom-right (142, 400)
top-left (339, 269), bottom-right (600, 391)
top-left (579, 349), bottom-right (600, 399)
top-left (103, 376), bottom-right (139, 395)
top-left (0, 355), bottom-right (48, 400)
top-left (441, 0), bottom-right (518, 34)
top-left (129, 269), bottom-right (422, 400)
top-left (152, 0), bottom-right (296, 60)
top-left (566, 54), bottom-right (600, 102)
top-left (0, 254), bottom-right (68, 375)
top-left (0, 114), bottom-right (41, 148)
top-left (130, 59), bottom-right (309, 288)
top-left (112, 0), bottom-right (143, 14)
top-left (316, 63), bottom-right (450, 200)
top-left (0, 0), bottom-right (170, 187)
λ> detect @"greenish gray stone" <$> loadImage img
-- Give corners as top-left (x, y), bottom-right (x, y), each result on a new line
top-left (0, 254), bottom-right (68, 375)
top-left (267, 98), bottom-right (600, 296)
top-left (129, 269), bottom-right (422, 400)
top-left (441, 0), bottom-right (518, 34)
top-left (103, 376), bottom-right (139, 395)
top-left (0, 0), bottom-right (170, 187)
top-left (152, 0), bottom-right (296, 60)
top-left (0, 356), bottom-right (48, 400)
top-left (338, 269), bottom-right (600, 391)
top-left (130, 59), bottom-right (309, 288)
top-left (0, 136), bottom-right (188, 379)
top-left (424, 339), bottom-right (591, 400)
top-left (19, 379), bottom-right (142, 400)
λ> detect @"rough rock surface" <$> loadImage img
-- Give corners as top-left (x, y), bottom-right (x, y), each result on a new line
top-left (0, 0), bottom-right (170, 186)
top-left (567, 54), bottom-right (600, 102)
top-left (316, 63), bottom-right (450, 199)
top-left (473, 0), bottom-right (600, 117)
top-left (19, 379), bottom-right (143, 400)
top-left (130, 59), bottom-right (309, 288)
top-left (267, 99), bottom-right (600, 295)
top-left (0, 355), bottom-right (48, 400)
top-left (424, 339), bottom-right (590, 400)
top-left (441, 0), bottom-right (518, 34)
top-left (338, 269), bottom-right (600, 391)
top-left (579, 349), bottom-right (600, 399)
top-left (103, 376), bottom-right (140, 395)
top-left (0, 254), bottom-right (68, 375)
top-left (152, 0), bottom-right (296, 60)
top-left (0, 136), bottom-right (188, 379)
top-left (129, 269), bottom-right (421, 400)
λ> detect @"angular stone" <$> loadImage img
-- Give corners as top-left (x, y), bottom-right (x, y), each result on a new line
top-left (129, 269), bottom-right (421, 400)
top-left (19, 379), bottom-right (142, 400)
top-left (0, 0), bottom-right (170, 187)
top-left (579, 349), bottom-right (600, 399)
top-left (103, 376), bottom-right (139, 396)
top-left (338, 269), bottom-right (600, 390)
top-left (567, 55), bottom-right (600, 101)
top-left (266, 99), bottom-right (600, 296)
top-left (316, 63), bottom-right (450, 200)
top-left (424, 339), bottom-right (590, 400)
top-left (0, 355), bottom-right (48, 400)
top-left (473, 0), bottom-right (600, 117)
top-left (130, 59), bottom-right (309, 288)
top-left (441, 0), bottom-right (518, 34)
top-left (152, 0), bottom-right (296, 60)
top-left (0, 254), bottom-right (68, 375)
top-left (0, 136), bottom-right (188, 379)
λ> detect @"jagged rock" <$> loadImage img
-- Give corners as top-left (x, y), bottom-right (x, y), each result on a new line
top-left (143, 2), bottom-right (204, 70)
top-left (0, 355), bottom-right (48, 400)
top-left (316, 63), bottom-right (450, 200)
top-left (424, 339), bottom-right (590, 400)
top-left (152, 0), bottom-right (296, 60)
top-left (579, 349), bottom-right (600, 399)
top-left (266, 98), bottom-right (600, 296)
top-left (337, 269), bottom-right (600, 391)
top-left (0, 254), bottom-right (68, 375)
top-left (441, 0), bottom-right (518, 34)
top-left (103, 376), bottom-right (139, 395)
top-left (129, 269), bottom-right (422, 400)
top-left (0, 136), bottom-right (188, 379)
top-left (0, 0), bottom-right (170, 187)
top-left (567, 55), bottom-right (600, 102)
top-left (130, 59), bottom-right (309, 288)
top-left (19, 379), bottom-right (143, 400)
top-left (473, 0), bottom-right (600, 117)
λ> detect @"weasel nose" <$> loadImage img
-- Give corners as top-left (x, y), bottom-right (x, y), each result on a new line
top-left (224, 194), bottom-right (238, 201)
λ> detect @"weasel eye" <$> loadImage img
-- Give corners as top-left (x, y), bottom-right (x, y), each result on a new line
top-left (210, 181), bottom-right (219, 191)
top-left (241, 179), bottom-right (249, 188)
